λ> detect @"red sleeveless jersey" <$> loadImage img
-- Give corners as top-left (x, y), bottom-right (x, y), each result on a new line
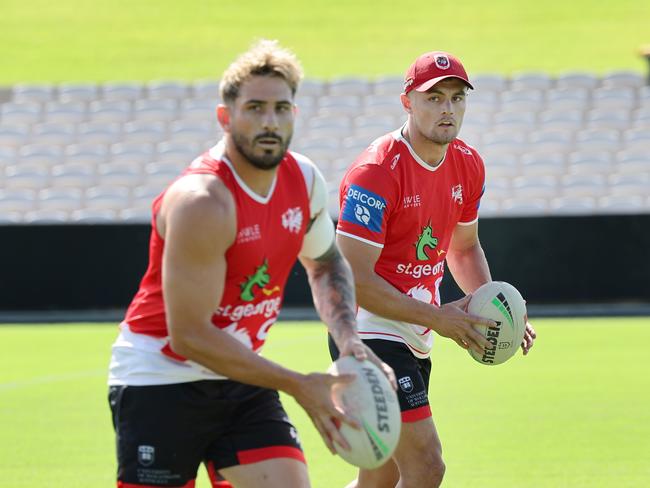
top-left (124, 146), bottom-right (310, 355)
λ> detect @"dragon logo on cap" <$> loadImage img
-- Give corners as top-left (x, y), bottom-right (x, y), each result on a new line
top-left (434, 54), bottom-right (450, 70)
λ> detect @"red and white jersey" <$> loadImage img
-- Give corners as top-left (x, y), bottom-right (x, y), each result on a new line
top-left (110, 143), bottom-right (331, 385)
top-left (337, 128), bottom-right (485, 358)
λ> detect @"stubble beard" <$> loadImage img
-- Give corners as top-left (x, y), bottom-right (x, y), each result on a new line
top-left (232, 131), bottom-right (292, 170)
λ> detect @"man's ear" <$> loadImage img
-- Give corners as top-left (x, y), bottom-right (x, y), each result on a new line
top-left (217, 104), bottom-right (230, 131)
top-left (400, 93), bottom-right (412, 114)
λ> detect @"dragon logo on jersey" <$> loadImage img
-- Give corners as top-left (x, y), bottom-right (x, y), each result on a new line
top-left (240, 259), bottom-right (275, 302)
top-left (414, 223), bottom-right (439, 260)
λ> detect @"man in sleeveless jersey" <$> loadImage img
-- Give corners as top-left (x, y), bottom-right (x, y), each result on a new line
top-left (333, 51), bottom-right (537, 487)
top-left (108, 40), bottom-right (394, 488)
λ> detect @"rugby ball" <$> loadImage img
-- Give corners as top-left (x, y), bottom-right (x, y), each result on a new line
top-left (327, 357), bottom-right (401, 469)
top-left (467, 281), bottom-right (527, 366)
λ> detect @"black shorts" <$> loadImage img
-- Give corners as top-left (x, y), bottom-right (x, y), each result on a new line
top-left (108, 380), bottom-right (304, 487)
top-left (329, 336), bottom-right (432, 423)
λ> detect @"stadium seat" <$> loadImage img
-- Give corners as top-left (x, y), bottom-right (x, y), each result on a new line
top-left (123, 121), bottom-right (167, 144)
top-left (44, 101), bottom-right (87, 124)
top-left (372, 76), bottom-right (404, 96)
top-left (520, 152), bottom-right (565, 176)
top-left (600, 70), bottom-right (645, 89)
top-left (0, 124), bottom-right (30, 147)
top-left (102, 82), bottom-right (145, 102)
top-left (32, 122), bottom-right (77, 145)
top-left (4, 163), bottom-right (50, 190)
top-left (575, 128), bottom-right (621, 151)
top-left (555, 72), bottom-right (598, 90)
top-left (483, 176), bottom-right (511, 200)
top-left (12, 84), bottom-right (55, 103)
top-left (510, 72), bottom-right (553, 90)
top-left (1, 102), bottom-right (42, 125)
top-left (168, 120), bottom-right (214, 143)
top-left (591, 87), bottom-right (636, 109)
top-left (0, 189), bottom-right (37, 212)
top-left (500, 89), bottom-right (545, 111)
top-left (299, 79), bottom-right (326, 97)
top-left (146, 81), bottom-right (189, 99)
top-left (560, 174), bottom-right (608, 197)
top-left (119, 206), bottom-right (152, 223)
top-left (471, 74), bottom-right (508, 92)
top-left (477, 198), bottom-right (500, 217)
top-left (109, 142), bottom-right (155, 165)
top-left (64, 143), bottom-right (108, 166)
top-left (0, 212), bottom-right (22, 223)
top-left (597, 195), bottom-right (648, 214)
top-left (70, 208), bottom-right (119, 223)
top-left (500, 197), bottom-right (549, 216)
top-left (19, 145), bottom-right (63, 166)
top-left (328, 77), bottom-right (370, 97)
top-left (38, 187), bottom-right (83, 211)
top-left (133, 99), bottom-right (178, 122)
top-left (483, 152), bottom-right (518, 178)
top-left (191, 80), bottom-right (220, 100)
top-left (24, 209), bottom-right (69, 223)
top-left (0, 146), bottom-right (17, 166)
top-left (58, 83), bottom-right (99, 103)
top-left (51, 163), bottom-right (97, 188)
top-left (97, 162), bottom-right (143, 187)
top-left (545, 88), bottom-right (590, 111)
top-left (528, 129), bottom-right (573, 152)
top-left (615, 149), bottom-right (650, 174)
top-left (493, 110), bottom-right (537, 128)
top-left (567, 150), bottom-right (614, 175)
top-left (585, 109), bottom-right (630, 131)
top-left (512, 174), bottom-right (558, 198)
top-left (549, 196), bottom-right (598, 215)
top-left (623, 128), bottom-right (650, 146)
top-left (88, 100), bottom-right (132, 123)
top-left (156, 141), bottom-right (201, 164)
top-left (78, 122), bottom-right (122, 145)
top-left (85, 185), bottom-right (131, 210)
top-left (179, 98), bottom-right (217, 121)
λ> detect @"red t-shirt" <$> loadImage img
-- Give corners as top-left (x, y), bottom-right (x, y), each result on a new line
top-left (336, 128), bottom-right (485, 357)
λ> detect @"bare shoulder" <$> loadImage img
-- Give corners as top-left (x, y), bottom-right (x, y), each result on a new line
top-left (158, 174), bottom-right (236, 246)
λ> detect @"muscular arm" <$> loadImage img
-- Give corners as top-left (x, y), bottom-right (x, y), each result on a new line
top-left (337, 234), bottom-right (494, 353)
top-left (446, 222), bottom-right (491, 294)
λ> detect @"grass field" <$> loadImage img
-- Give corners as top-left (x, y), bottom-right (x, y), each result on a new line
top-left (1, 318), bottom-right (649, 487)
top-left (1, 0), bottom-right (649, 83)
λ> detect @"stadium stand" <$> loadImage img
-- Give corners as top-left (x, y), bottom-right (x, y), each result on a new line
top-left (0, 71), bottom-right (649, 223)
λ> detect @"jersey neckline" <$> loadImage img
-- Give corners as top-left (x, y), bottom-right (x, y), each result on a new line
top-left (209, 142), bottom-right (278, 205)
top-left (391, 126), bottom-right (447, 173)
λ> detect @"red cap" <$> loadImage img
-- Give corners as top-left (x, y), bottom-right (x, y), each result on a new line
top-left (403, 51), bottom-right (473, 94)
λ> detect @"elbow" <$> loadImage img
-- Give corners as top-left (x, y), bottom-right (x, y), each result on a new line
top-left (168, 322), bottom-right (201, 359)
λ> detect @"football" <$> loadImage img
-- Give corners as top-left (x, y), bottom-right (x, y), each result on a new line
top-left (467, 281), bottom-right (528, 366)
top-left (327, 356), bottom-right (401, 469)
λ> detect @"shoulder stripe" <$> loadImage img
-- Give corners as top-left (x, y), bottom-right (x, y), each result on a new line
top-left (336, 230), bottom-right (384, 248)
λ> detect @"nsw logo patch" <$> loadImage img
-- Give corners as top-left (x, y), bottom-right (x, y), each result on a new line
top-left (341, 184), bottom-right (387, 233)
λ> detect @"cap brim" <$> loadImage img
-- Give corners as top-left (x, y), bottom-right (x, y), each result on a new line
top-left (414, 75), bottom-right (474, 91)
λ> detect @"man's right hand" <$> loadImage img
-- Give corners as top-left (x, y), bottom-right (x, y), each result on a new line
top-left (289, 372), bottom-right (360, 454)
top-left (433, 295), bottom-right (496, 355)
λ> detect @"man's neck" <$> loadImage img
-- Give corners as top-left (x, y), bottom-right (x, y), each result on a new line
top-left (401, 123), bottom-right (448, 168)
top-left (223, 136), bottom-right (279, 198)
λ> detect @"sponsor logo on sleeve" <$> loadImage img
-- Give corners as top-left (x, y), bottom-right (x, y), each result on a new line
top-left (341, 184), bottom-right (387, 233)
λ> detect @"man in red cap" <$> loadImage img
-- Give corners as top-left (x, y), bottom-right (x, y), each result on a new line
top-left (331, 51), bottom-right (537, 487)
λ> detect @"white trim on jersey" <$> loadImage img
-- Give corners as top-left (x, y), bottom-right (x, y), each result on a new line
top-left (391, 127), bottom-right (447, 172)
top-left (336, 230), bottom-right (385, 248)
top-left (209, 143), bottom-right (278, 205)
top-left (457, 217), bottom-right (479, 226)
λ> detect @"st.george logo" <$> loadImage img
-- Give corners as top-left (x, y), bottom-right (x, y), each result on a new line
top-left (414, 223), bottom-right (438, 261)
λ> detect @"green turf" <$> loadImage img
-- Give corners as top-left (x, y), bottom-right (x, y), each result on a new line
top-left (1, 318), bottom-right (649, 487)
top-left (1, 0), bottom-right (649, 84)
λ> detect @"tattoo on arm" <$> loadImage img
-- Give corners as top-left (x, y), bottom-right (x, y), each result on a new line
top-left (307, 242), bottom-right (357, 332)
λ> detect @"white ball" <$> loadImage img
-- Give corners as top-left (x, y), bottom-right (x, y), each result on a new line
top-left (467, 281), bottom-right (527, 366)
top-left (327, 357), bottom-right (401, 469)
